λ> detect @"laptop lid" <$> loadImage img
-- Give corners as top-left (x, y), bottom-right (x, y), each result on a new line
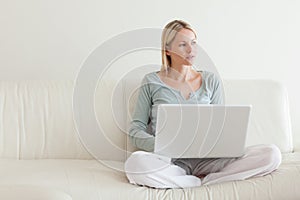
top-left (154, 104), bottom-right (251, 158)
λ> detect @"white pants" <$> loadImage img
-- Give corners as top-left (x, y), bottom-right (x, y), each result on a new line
top-left (124, 144), bottom-right (282, 189)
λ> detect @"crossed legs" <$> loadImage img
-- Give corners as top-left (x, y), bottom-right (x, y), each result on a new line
top-left (125, 144), bottom-right (282, 189)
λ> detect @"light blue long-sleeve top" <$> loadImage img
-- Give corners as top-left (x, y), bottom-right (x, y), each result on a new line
top-left (129, 70), bottom-right (224, 152)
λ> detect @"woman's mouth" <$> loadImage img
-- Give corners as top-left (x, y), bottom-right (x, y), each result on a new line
top-left (186, 55), bottom-right (195, 60)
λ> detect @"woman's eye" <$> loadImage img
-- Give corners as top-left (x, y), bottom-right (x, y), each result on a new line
top-left (191, 41), bottom-right (197, 45)
top-left (179, 43), bottom-right (186, 47)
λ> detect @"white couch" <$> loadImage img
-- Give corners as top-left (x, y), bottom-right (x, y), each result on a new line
top-left (0, 71), bottom-right (300, 199)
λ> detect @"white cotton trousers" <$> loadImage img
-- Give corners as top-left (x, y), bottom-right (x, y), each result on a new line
top-left (124, 144), bottom-right (282, 189)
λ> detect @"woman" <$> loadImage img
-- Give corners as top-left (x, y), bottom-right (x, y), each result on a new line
top-left (125, 19), bottom-right (281, 189)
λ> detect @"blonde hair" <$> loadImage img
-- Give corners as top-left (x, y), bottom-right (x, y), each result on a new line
top-left (161, 20), bottom-right (197, 71)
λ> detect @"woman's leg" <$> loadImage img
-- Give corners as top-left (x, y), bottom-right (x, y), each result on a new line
top-left (202, 144), bottom-right (282, 185)
top-left (124, 151), bottom-right (201, 188)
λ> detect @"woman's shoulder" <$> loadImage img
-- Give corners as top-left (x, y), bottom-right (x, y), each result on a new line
top-left (199, 70), bottom-right (219, 81)
top-left (142, 71), bottom-right (160, 83)
top-left (198, 70), bottom-right (222, 89)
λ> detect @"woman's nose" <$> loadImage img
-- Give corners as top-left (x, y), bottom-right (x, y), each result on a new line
top-left (186, 44), bottom-right (192, 53)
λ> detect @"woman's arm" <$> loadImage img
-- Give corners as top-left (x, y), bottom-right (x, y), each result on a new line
top-left (128, 77), bottom-right (155, 152)
top-left (209, 73), bottom-right (225, 104)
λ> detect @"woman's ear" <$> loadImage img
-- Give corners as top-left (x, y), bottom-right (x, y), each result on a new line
top-left (165, 45), bottom-right (171, 56)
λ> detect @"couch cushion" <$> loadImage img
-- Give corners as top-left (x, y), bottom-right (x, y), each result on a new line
top-left (223, 80), bottom-right (293, 152)
top-left (0, 156), bottom-right (299, 200)
top-left (0, 76), bottom-right (293, 161)
top-left (0, 80), bottom-right (129, 161)
top-left (0, 81), bottom-right (93, 159)
top-left (0, 185), bottom-right (72, 200)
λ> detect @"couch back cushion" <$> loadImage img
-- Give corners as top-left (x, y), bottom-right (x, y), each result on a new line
top-left (0, 75), bottom-right (293, 160)
top-left (0, 81), bottom-right (93, 159)
top-left (223, 80), bottom-right (293, 152)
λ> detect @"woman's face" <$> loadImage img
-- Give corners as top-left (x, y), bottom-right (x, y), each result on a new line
top-left (167, 28), bottom-right (197, 67)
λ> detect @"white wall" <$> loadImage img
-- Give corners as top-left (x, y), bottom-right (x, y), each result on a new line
top-left (1, 0), bottom-right (299, 148)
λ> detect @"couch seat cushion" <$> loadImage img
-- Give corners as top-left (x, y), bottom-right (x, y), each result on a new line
top-left (0, 185), bottom-right (72, 200)
top-left (0, 154), bottom-right (299, 200)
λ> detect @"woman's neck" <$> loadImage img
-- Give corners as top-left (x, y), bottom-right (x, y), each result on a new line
top-left (166, 64), bottom-right (194, 81)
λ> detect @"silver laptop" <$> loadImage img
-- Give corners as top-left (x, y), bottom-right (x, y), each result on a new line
top-left (154, 104), bottom-right (251, 158)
